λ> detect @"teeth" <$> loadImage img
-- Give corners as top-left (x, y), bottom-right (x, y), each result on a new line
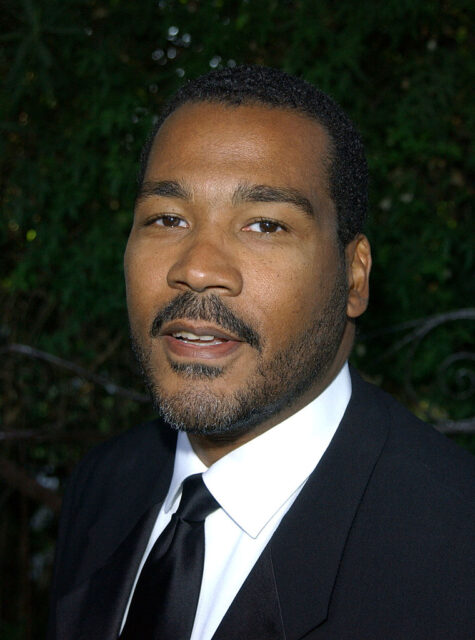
top-left (172, 331), bottom-right (216, 341)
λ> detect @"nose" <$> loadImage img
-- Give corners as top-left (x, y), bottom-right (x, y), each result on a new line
top-left (167, 233), bottom-right (243, 296)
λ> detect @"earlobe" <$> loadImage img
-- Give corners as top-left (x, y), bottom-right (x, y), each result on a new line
top-left (346, 234), bottom-right (371, 319)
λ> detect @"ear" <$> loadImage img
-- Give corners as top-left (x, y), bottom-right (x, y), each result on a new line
top-left (345, 234), bottom-right (371, 319)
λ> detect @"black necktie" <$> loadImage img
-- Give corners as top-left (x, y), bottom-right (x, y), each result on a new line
top-left (120, 473), bottom-right (219, 640)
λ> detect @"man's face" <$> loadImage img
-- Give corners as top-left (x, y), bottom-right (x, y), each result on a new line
top-left (125, 102), bottom-right (366, 437)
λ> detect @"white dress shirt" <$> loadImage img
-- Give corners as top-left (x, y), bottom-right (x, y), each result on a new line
top-left (121, 363), bottom-right (351, 639)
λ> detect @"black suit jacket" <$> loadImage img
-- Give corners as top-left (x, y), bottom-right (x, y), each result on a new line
top-left (48, 370), bottom-right (475, 639)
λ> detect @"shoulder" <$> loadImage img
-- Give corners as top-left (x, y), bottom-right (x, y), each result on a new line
top-left (70, 418), bottom-right (175, 481)
top-left (343, 372), bottom-right (474, 613)
top-left (51, 419), bottom-right (177, 592)
top-left (61, 418), bottom-right (177, 525)
top-left (350, 368), bottom-right (474, 517)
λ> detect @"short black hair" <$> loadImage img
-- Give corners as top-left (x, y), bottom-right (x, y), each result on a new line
top-left (139, 65), bottom-right (368, 247)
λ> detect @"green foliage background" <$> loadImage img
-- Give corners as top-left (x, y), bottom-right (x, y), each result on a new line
top-left (1, 0), bottom-right (473, 637)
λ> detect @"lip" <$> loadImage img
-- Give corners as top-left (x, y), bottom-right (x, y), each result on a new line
top-left (159, 321), bottom-right (243, 343)
top-left (160, 321), bottom-right (244, 361)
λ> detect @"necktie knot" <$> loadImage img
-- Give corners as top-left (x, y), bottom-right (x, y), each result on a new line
top-left (175, 473), bottom-right (219, 523)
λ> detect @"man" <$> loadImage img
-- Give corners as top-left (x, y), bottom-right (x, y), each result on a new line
top-left (48, 66), bottom-right (474, 639)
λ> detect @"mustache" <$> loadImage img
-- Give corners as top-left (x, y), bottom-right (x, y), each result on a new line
top-left (150, 292), bottom-right (261, 350)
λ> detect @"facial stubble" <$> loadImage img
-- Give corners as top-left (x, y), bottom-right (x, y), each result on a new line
top-left (130, 272), bottom-right (348, 437)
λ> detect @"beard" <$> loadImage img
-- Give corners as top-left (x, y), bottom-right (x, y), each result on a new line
top-left (130, 273), bottom-right (348, 438)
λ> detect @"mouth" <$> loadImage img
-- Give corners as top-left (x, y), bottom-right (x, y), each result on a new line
top-left (160, 321), bottom-right (244, 360)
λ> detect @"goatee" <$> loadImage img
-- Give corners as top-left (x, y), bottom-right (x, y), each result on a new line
top-left (130, 275), bottom-right (348, 437)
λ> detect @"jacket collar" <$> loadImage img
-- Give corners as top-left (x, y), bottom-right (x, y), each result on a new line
top-left (268, 368), bottom-right (389, 638)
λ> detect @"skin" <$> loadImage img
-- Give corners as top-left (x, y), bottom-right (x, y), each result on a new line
top-left (124, 102), bottom-right (371, 466)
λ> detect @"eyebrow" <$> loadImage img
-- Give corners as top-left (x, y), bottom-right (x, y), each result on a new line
top-left (136, 179), bottom-right (315, 219)
top-left (232, 183), bottom-right (315, 218)
top-left (136, 180), bottom-right (192, 202)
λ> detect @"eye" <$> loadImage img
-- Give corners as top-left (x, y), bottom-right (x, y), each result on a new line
top-left (150, 215), bottom-right (188, 228)
top-left (243, 219), bottom-right (285, 233)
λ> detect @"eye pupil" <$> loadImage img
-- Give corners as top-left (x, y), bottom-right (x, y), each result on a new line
top-left (163, 216), bottom-right (180, 227)
top-left (260, 220), bottom-right (278, 232)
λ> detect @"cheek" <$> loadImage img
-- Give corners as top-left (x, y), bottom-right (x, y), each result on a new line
top-left (244, 254), bottom-right (321, 337)
top-left (124, 240), bottom-right (167, 330)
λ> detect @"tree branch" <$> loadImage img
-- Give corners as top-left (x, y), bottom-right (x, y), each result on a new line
top-left (1, 343), bottom-right (150, 404)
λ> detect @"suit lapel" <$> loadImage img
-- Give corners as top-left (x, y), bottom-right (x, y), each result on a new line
top-left (212, 546), bottom-right (285, 640)
top-left (58, 502), bottom-right (161, 640)
top-left (56, 425), bottom-right (177, 640)
top-left (270, 369), bottom-right (390, 638)
top-left (215, 370), bottom-right (390, 640)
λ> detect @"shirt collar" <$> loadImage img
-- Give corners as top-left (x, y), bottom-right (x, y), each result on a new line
top-left (164, 363), bottom-right (351, 538)
top-left (163, 431), bottom-right (208, 513)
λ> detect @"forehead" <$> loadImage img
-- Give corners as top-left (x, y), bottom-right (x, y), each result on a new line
top-left (145, 102), bottom-right (333, 206)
